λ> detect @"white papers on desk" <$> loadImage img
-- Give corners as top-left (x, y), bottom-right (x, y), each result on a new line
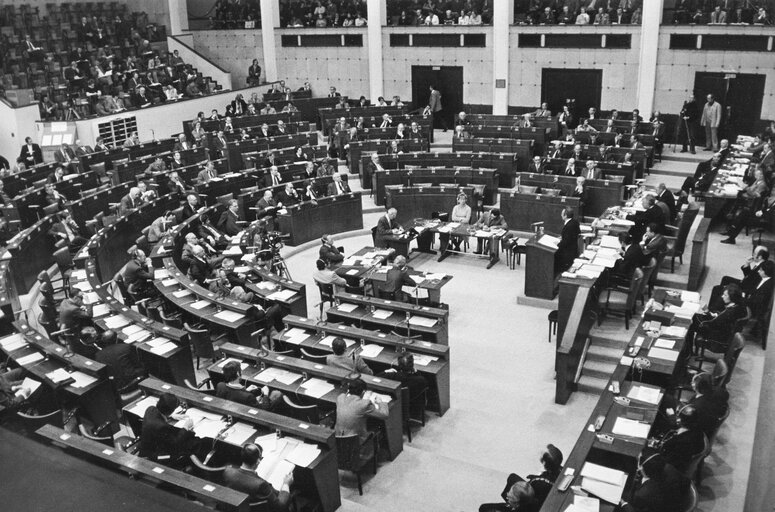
top-left (580, 462), bottom-right (627, 504)
top-left (0, 333), bottom-right (28, 352)
top-left (662, 326), bottom-right (687, 338)
top-left (592, 254), bottom-right (618, 269)
top-left (436, 225), bottom-right (452, 233)
top-left (193, 417), bottom-right (229, 439)
top-left (648, 347), bottom-right (679, 361)
top-left (627, 384), bottom-right (663, 405)
top-left (104, 315), bottom-right (131, 329)
top-left (408, 316), bottom-right (437, 327)
top-left (173, 289), bottom-right (193, 298)
top-left (576, 266), bottom-right (603, 279)
top-left (610, 218), bottom-right (635, 227)
top-left (256, 455), bottom-right (295, 492)
top-left (620, 356), bottom-right (634, 366)
top-left (474, 230), bottom-right (493, 238)
top-left (267, 289), bottom-right (297, 301)
top-left (146, 337), bottom-right (169, 348)
top-left (612, 417), bottom-right (651, 439)
top-left (214, 310), bottom-right (245, 323)
top-left (318, 335), bottom-right (354, 347)
top-left (257, 281), bottom-right (277, 290)
top-left (71, 269), bottom-right (87, 280)
top-left (128, 395), bottom-right (158, 417)
top-left (424, 273), bottom-right (447, 281)
top-left (92, 303), bottom-right (110, 318)
top-left (17, 352), bottom-right (44, 366)
top-left (364, 390), bottom-right (392, 403)
top-left (255, 432), bottom-right (284, 454)
top-left (285, 442), bottom-right (321, 468)
top-left (223, 245), bottom-right (242, 256)
top-left (217, 357), bottom-right (249, 370)
top-left (72, 281), bottom-right (92, 292)
top-left (161, 278), bottom-right (178, 287)
top-left (182, 407), bottom-right (223, 424)
top-left (125, 328), bottom-right (151, 344)
top-left (336, 303), bottom-right (359, 313)
top-left (413, 354), bottom-right (438, 366)
top-left (46, 368), bottom-right (72, 383)
top-left (723, 184), bottom-right (741, 196)
top-left (300, 377), bottom-right (335, 398)
top-left (680, 291), bottom-right (701, 303)
top-left (83, 291), bottom-right (100, 305)
top-left (599, 235), bottom-right (621, 249)
top-left (155, 268), bottom-right (170, 279)
top-left (538, 234), bottom-right (560, 250)
top-left (255, 367), bottom-right (300, 385)
top-left (653, 338), bottom-right (675, 349)
top-left (122, 324), bottom-right (144, 336)
top-left (345, 269), bottom-right (360, 275)
top-left (69, 371), bottom-right (98, 388)
top-left (282, 328), bottom-right (311, 345)
top-left (21, 377), bottom-right (42, 395)
top-left (664, 304), bottom-right (699, 320)
top-left (191, 299), bottom-right (211, 310)
top-left (371, 309), bottom-right (393, 319)
top-left (223, 422), bottom-right (257, 445)
top-left (359, 344), bottom-right (384, 358)
top-left (566, 495), bottom-right (600, 512)
top-left (150, 341), bottom-right (177, 355)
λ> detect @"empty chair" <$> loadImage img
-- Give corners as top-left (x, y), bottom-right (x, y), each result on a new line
top-left (281, 395), bottom-right (320, 424)
top-left (300, 347), bottom-right (328, 364)
top-left (15, 409), bottom-right (63, 433)
top-left (189, 454), bottom-right (226, 485)
top-left (53, 247), bottom-right (74, 296)
top-left (184, 377), bottom-right (215, 395)
top-left (159, 309), bottom-right (183, 329)
top-left (314, 281), bottom-right (335, 319)
top-left (597, 268), bottom-right (643, 329)
top-left (184, 322), bottom-right (215, 369)
top-left (336, 433), bottom-right (378, 496)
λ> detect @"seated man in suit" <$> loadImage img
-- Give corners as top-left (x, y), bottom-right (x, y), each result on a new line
top-left (59, 289), bottom-right (93, 332)
top-left (118, 187), bottom-right (142, 215)
top-left (556, 207), bottom-right (581, 273)
top-left (480, 444), bottom-right (563, 512)
top-left (122, 248), bottom-right (155, 299)
top-left (138, 392), bottom-right (199, 462)
top-left (655, 406), bottom-right (706, 474)
top-left (335, 377), bottom-right (389, 458)
top-left (376, 353), bottom-right (427, 413)
top-left (639, 223), bottom-right (667, 260)
top-left (582, 159), bottom-right (600, 180)
top-left (474, 208), bottom-right (508, 255)
top-left (375, 208), bottom-right (401, 248)
top-left (685, 283), bottom-right (747, 355)
top-left (747, 259), bottom-right (774, 323)
top-left (619, 449), bottom-right (690, 512)
top-left (0, 366), bottom-right (34, 411)
top-left (277, 183), bottom-right (300, 207)
top-left (95, 329), bottom-right (146, 389)
top-left (327, 173), bottom-right (351, 196)
top-left (166, 171), bottom-right (190, 197)
top-left (627, 195), bottom-right (665, 241)
top-left (721, 166), bottom-right (770, 244)
top-left (263, 166), bottom-right (284, 188)
top-left (216, 361), bottom-right (282, 409)
top-left (263, 150), bottom-right (283, 169)
top-left (611, 232), bottom-right (650, 285)
top-left (223, 443), bottom-right (292, 511)
top-left (49, 210), bottom-right (88, 252)
top-left (313, 258), bottom-right (349, 292)
top-left (256, 190), bottom-right (280, 230)
top-left (197, 160), bottom-right (218, 183)
top-left (44, 182), bottom-right (68, 210)
top-left (187, 244), bottom-right (215, 285)
top-left (182, 193), bottom-right (201, 220)
top-left (527, 155), bottom-right (547, 174)
top-left (217, 199), bottom-right (242, 237)
top-left (326, 337), bottom-right (373, 375)
top-left (319, 234), bottom-right (344, 266)
top-left (655, 182), bottom-right (677, 222)
top-left (144, 156), bottom-right (166, 177)
top-left (173, 133), bottom-right (193, 152)
top-left (379, 255), bottom-right (417, 302)
top-left (147, 210), bottom-right (177, 243)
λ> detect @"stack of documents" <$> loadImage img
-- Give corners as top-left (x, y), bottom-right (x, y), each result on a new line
top-left (662, 325), bottom-right (687, 337)
top-left (611, 417), bottom-right (651, 439)
top-left (173, 289), bottom-right (192, 298)
top-left (267, 289), bottom-right (297, 301)
top-left (371, 309), bottom-right (393, 319)
top-left (191, 299), bottom-right (211, 310)
top-left (104, 315), bottom-right (131, 329)
top-left (336, 303), bottom-right (359, 313)
top-left (580, 462), bottom-right (628, 504)
top-left (223, 422), bottom-right (257, 445)
top-left (17, 352), bottom-right (44, 366)
top-left (0, 333), bottom-right (28, 352)
top-left (300, 377), bottom-right (335, 398)
top-left (283, 328), bottom-right (311, 345)
top-left (128, 395), bottom-right (158, 416)
top-left (647, 347), bottom-right (679, 361)
top-left (147, 337), bottom-right (177, 355)
top-left (161, 278), bottom-right (178, 287)
top-left (255, 367), bottom-right (301, 385)
top-left (538, 234), bottom-right (560, 249)
top-left (214, 310), bottom-right (245, 323)
top-left (627, 384), bottom-right (663, 405)
top-left (92, 303), bottom-right (111, 318)
top-left (408, 316), bottom-right (438, 327)
top-left (46, 368), bottom-right (72, 383)
top-left (69, 371), bottom-right (98, 389)
top-left (565, 495), bottom-right (600, 512)
top-left (413, 354), bottom-right (438, 366)
top-left (599, 235), bottom-right (620, 249)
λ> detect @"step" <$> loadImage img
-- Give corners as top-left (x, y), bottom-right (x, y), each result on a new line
top-left (587, 335), bottom-right (627, 349)
top-left (577, 374), bottom-right (609, 395)
top-left (586, 343), bottom-right (623, 363)
top-left (582, 359), bottom-right (617, 380)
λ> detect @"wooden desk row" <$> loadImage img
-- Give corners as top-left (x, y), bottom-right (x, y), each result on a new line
top-left (225, 132), bottom-right (318, 173)
top-left (348, 139), bottom-right (429, 179)
top-left (542, 157), bottom-right (637, 185)
top-left (80, 138), bottom-right (178, 174)
top-left (10, 170), bottom-right (100, 228)
top-left (372, 167), bottom-right (499, 206)
top-left (277, 193), bottom-right (363, 247)
top-left (195, 111), bottom-right (303, 134)
top-left (109, 146), bottom-right (208, 184)
top-left (464, 125), bottom-right (553, 155)
top-left (515, 172), bottom-right (625, 218)
top-left (452, 137), bottom-right (533, 172)
top-left (319, 105), bottom-right (407, 135)
top-left (498, 190), bottom-right (582, 233)
top-left (240, 144), bottom-right (329, 172)
top-left (385, 185), bottom-right (475, 228)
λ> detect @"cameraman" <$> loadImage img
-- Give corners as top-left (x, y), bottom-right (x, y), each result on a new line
top-left (678, 93), bottom-right (699, 154)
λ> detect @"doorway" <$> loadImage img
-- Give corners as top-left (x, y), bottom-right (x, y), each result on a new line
top-left (411, 66), bottom-right (463, 130)
top-left (541, 69), bottom-right (602, 121)
top-left (694, 72), bottom-right (766, 142)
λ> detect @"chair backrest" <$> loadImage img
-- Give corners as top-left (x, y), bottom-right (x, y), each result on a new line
top-left (680, 481), bottom-right (699, 512)
top-left (249, 500), bottom-right (269, 512)
top-left (53, 246), bottom-right (73, 270)
top-left (711, 358), bottom-right (729, 389)
top-left (216, 193), bottom-right (234, 207)
top-left (400, 386), bottom-right (410, 422)
top-left (184, 322), bottom-right (214, 359)
top-left (78, 422), bottom-right (113, 446)
top-left (625, 268), bottom-right (644, 309)
top-left (316, 281), bottom-right (334, 303)
top-left (135, 234), bottom-right (150, 254)
top-left (370, 226), bottom-right (377, 245)
top-left (159, 310), bottom-right (183, 329)
top-left (300, 347), bottom-right (328, 364)
top-left (672, 206), bottom-right (699, 255)
top-left (726, 333), bottom-right (746, 379)
top-left (188, 454), bottom-right (226, 484)
top-left (681, 433), bottom-right (709, 481)
top-left (281, 395), bottom-right (320, 424)
top-left (16, 409), bottom-right (63, 432)
top-left (335, 434), bottom-right (362, 471)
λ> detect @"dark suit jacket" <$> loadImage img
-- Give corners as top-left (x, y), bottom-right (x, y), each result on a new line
top-left (223, 466), bottom-right (290, 511)
top-left (383, 266), bottom-right (416, 294)
top-left (138, 406), bottom-right (196, 460)
top-left (375, 215), bottom-right (394, 248)
top-left (747, 278), bottom-right (773, 319)
top-left (95, 344), bottom-right (145, 388)
top-left (327, 180), bottom-right (351, 196)
top-left (557, 218), bottom-right (581, 270)
top-left (277, 189), bottom-right (299, 206)
top-left (657, 189), bottom-right (677, 220)
top-left (660, 428), bottom-right (705, 473)
top-left (689, 391), bottom-right (728, 437)
top-left (215, 382), bottom-right (271, 408)
top-left (217, 210), bottom-right (240, 236)
top-left (263, 173), bottom-right (284, 188)
top-left (187, 257), bottom-right (211, 285)
top-left (319, 244), bottom-right (344, 265)
top-left (20, 143), bottom-right (43, 165)
top-left (527, 162), bottom-right (546, 174)
top-left (123, 259), bottom-right (153, 288)
top-left (616, 243), bottom-right (649, 278)
top-left (256, 197), bottom-right (277, 217)
top-left (697, 302), bottom-right (746, 342)
top-left (58, 298), bottom-right (91, 330)
top-left (625, 463), bottom-right (690, 512)
top-left (119, 194), bottom-right (139, 215)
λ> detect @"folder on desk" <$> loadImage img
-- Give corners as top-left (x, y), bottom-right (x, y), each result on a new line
top-left (285, 442), bottom-right (321, 468)
top-left (408, 316), bottom-right (438, 327)
top-left (318, 335), bottom-right (354, 347)
top-left (104, 315), bottom-right (131, 329)
top-left (611, 417), bottom-right (650, 438)
top-left (173, 289), bottom-right (193, 298)
top-left (17, 352), bottom-right (44, 366)
top-left (149, 341), bottom-right (177, 355)
top-left (190, 299), bottom-right (211, 310)
top-left (580, 462), bottom-right (627, 504)
top-left (128, 395), bottom-right (158, 417)
top-left (647, 347), bottom-right (679, 362)
top-left (371, 309), bottom-right (393, 319)
top-left (214, 310), bottom-right (245, 323)
top-left (599, 235), bottom-right (620, 249)
top-left (267, 289), bottom-right (297, 301)
top-left (627, 384), bottom-right (662, 405)
top-left (300, 378), bottom-right (335, 398)
top-left (223, 422), bottom-right (257, 445)
top-left (161, 278), bottom-right (178, 287)
top-left (336, 303), bottom-right (359, 313)
top-left (69, 371), bottom-right (98, 389)
top-left (91, 303), bottom-right (110, 318)
top-left (359, 344), bottom-right (384, 358)
top-left (0, 333), bottom-right (28, 352)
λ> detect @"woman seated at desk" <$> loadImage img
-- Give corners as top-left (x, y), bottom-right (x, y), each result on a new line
top-left (450, 193), bottom-right (472, 251)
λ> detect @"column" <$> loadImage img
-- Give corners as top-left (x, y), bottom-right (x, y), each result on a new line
top-left (367, 0), bottom-right (385, 102)
top-left (167, 0), bottom-right (189, 34)
top-left (491, 0), bottom-right (513, 115)
top-left (636, 0), bottom-right (664, 116)
top-left (260, 0), bottom-right (279, 82)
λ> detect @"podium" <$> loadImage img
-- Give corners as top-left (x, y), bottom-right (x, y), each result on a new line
top-left (525, 235), bottom-right (558, 299)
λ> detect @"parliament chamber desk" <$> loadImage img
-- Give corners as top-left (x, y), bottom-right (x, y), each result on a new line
top-left (0, 322), bottom-right (118, 431)
top-left (499, 190), bottom-right (582, 234)
top-left (347, 138), bottom-right (429, 177)
top-left (36, 424), bottom-right (251, 512)
top-left (272, 315), bottom-right (450, 415)
top-left (385, 185), bottom-right (475, 226)
top-left (206, 346), bottom-right (404, 462)
top-left (524, 235), bottom-right (561, 300)
top-left (515, 172), bottom-right (626, 217)
top-left (335, 247), bottom-right (453, 307)
top-left (5, 212), bottom-right (58, 293)
top-left (277, 193), bottom-right (364, 247)
top-left (372, 167), bottom-right (499, 206)
top-left (125, 377), bottom-right (341, 512)
top-left (543, 291), bottom-right (692, 512)
top-left (319, 105), bottom-right (407, 136)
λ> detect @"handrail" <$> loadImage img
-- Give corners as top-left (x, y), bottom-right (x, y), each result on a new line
top-left (168, 34), bottom-right (229, 75)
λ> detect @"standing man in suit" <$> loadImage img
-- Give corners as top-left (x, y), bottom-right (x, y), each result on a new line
top-left (679, 93), bottom-right (699, 154)
top-left (572, 176), bottom-right (590, 217)
top-left (19, 136), bottom-right (43, 166)
top-left (375, 207), bottom-right (400, 248)
top-left (327, 173), bottom-right (351, 196)
top-left (428, 85), bottom-right (448, 132)
top-left (747, 260), bottom-right (774, 321)
top-left (556, 207), bottom-right (581, 272)
top-left (212, 130), bottom-right (228, 159)
top-left (224, 443), bottom-right (293, 509)
top-left (217, 199), bottom-right (242, 236)
top-left (701, 94), bottom-right (722, 151)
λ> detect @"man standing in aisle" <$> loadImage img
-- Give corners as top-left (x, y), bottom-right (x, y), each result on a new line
top-left (428, 85), bottom-right (448, 132)
top-left (701, 94), bottom-right (722, 152)
top-left (679, 93), bottom-right (699, 154)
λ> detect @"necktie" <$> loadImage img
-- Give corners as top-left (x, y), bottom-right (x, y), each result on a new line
top-left (273, 175), bottom-right (279, 186)
top-left (210, 170), bottom-right (214, 179)
top-left (337, 182), bottom-right (343, 194)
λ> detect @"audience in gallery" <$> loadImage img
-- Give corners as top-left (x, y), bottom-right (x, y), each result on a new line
top-left (280, 0), bottom-right (368, 28)
top-left (209, 0), bottom-right (262, 29)
top-left (672, 0), bottom-right (772, 25)
top-left (515, 0), bottom-right (642, 25)
top-left (387, 0), bottom-right (493, 25)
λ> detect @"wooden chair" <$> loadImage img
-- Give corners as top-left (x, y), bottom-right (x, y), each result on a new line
top-left (401, 386), bottom-right (427, 443)
top-left (300, 347), bottom-right (328, 364)
top-left (680, 481), bottom-right (699, 512)
top-left (53, 246), bottom-right (74, 295)
top-left (681, 434), bottom-right (710, 485)
top-left (160, 310), bottom-right (184, 329)
top-left (281, 395), bottom-right (320, 424)
top-left (189, 454), bottom-right (226, 485)
top-left (184, 378), bottom-right (215, 395)
top-left (184, 322), bottom-right (215, 369)
top-left (16, 409), bottom-right (63, 433)
top-left (336, 433), bottom-right (378, 495)
top-left (597, 268), bottom-right (643, 329)
top-left (78, 422), bottom-right (113, 446)
top-left (314, 281), bottom-right (335, 319)
top-left (665, 205), bottom-right (699, 272)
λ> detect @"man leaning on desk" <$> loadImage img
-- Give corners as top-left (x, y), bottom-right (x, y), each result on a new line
top-left (224, 443), bottom-right (293, 512)
top-left (473, 208), bottom-right (507, 255)
top-left (375, 208), bottom-right (401, 248)
top-left (139, 392), bottom-right (200, 464)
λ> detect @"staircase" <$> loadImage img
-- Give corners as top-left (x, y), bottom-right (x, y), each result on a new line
top-left (576, 335), bottom-right (628, 394)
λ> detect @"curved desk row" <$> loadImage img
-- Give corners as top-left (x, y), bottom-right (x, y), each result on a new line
top-left (226, 132), bottom-right (318, 172)
top-left (240, 144), bottom-right (329, 171)
top-left (195, 111), bottom-right (303, 134)
top-left (278, 193), bottom-right (363, 246)
top-left (515, 172), bottom-right (626, 217)
top-left (349, 138), bottom-right (429, 180)
top-left (373, 167), bottom-right (499, 206)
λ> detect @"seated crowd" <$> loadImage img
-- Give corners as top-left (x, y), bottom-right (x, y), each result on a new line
top-left (208, 0), bottom-right (262, 29)
top-left (514, 0), bottom-right (643, 25)
top-left (386, 0), bottom-right (492, 25)
top-left (671, 0), bottom-right (772, 25)
top-left (280, 0), bottom-right (368, 28)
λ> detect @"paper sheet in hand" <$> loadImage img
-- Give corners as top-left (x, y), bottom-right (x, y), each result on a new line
top-left (359, 344), bottom-right (384, 358)
top-left (611, 417), bottom-right (651, 438)
top-left (223, 422), bottom-right (257, 445)
top-left (256, 455), bottom-right (295, 492)
top-left (91, 303), bottom-right (111, 318)
top-left (128, 395), bottom-right (158, 417)
top-left (0, 333), bottom-right (28, 352)
top-left (371, 309), bottom-right (393, 319)
top-left (285, 442), bottom-right (321, 467)
top-left (16, 352), bottom-right (44, 366)
top-left (408, 316), bottom-right (438, 327)
top-left (648, 347), bottom-right (679, 361)
top-left (627, 384), bottom-right (662, 405)
top-left (267, 289), bottom-right (297, 301)
top-left (214, 310), bottom-right (245, 323)
top-left (190, 299), bottom-right (211, 310)
top-left (364, 390), bottom-right (392, 403)
top-left (336, 303), bottom-right (359, 313)
top-left (69, 371), bottom-right (98, 389)
top-left (319, 335), bottom-right (354, 347)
